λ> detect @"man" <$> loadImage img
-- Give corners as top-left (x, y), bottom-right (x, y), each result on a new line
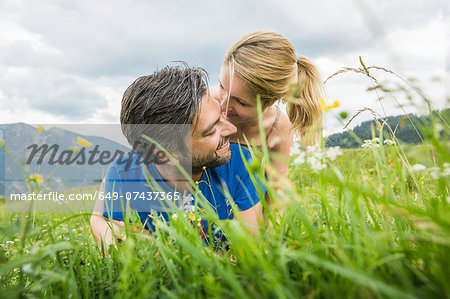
top-left (90, 64), bottom-right (264, 248)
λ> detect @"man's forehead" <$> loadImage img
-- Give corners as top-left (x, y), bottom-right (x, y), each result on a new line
top-left (192, 93), bottom-right (219, 135)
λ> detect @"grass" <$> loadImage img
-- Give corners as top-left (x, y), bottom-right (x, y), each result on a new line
top-left (1, 133), bottom-right (449, 298)
top-left (0, 65), bottom-right (449, 298)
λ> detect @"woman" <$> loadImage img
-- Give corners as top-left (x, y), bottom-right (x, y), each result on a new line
top-left (212, 31), bottom-right (323, 206)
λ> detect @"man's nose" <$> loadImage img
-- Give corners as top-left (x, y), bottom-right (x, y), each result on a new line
top-left (222, 117), bottom-right (237, 136)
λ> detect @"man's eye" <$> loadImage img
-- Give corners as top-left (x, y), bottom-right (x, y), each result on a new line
top-left (207, 129), bottom-right (216, 136)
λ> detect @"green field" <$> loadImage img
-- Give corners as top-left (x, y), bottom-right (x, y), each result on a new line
top-left (1, 122), bottom-right (449, 298)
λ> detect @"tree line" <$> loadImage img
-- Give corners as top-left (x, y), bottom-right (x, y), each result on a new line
top-left (325, 108), bottom-right (449, 148)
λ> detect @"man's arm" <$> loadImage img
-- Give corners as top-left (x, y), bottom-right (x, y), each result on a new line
top-left (237, 202), bottom-right (262, 235)
top-left (90, 182), bottom-right (125, 250)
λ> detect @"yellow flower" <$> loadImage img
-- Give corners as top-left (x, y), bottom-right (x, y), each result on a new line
top-left (37, 125), bottom-right (44, 134)
top-left (69, 147), bottom-right (79, 154)
top-left (77, 137), bottom-right (92, 148)
top-left (320, 98), bottom-right (340, 112)
top-left (29, 174), bottom-right (43, 183)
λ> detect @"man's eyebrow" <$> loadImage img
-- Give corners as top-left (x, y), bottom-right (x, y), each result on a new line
top-left (201, 100), bottom-right (221, 136)
top-left (201, 116), bottom-right (220, 136)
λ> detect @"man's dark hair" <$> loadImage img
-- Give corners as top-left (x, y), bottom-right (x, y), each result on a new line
top-left (120, 63), bottom-right (209, 157)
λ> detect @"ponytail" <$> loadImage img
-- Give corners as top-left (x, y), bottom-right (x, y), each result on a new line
top-left (285, 55), bottom-right (323, 145)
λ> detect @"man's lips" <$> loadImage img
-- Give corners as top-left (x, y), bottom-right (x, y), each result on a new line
top-left (216, 140), bottom-right (230, 152)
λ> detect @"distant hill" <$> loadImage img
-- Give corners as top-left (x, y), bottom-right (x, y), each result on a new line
top-left (0, 123), bottom-right (131, 196)
top-left (325, 108), bottom-right (450, 148)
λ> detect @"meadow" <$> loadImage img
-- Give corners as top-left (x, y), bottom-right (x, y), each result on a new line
top-left (0, 67), bottom-right (449, 298)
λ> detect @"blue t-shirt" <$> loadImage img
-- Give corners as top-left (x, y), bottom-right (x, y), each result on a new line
top-left (103, 143), bottom-right (265, 235)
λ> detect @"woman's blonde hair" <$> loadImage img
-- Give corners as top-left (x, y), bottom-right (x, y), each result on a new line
top-left (225, 31), bottom-right (322, 141)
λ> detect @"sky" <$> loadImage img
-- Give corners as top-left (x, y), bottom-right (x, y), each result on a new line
top-left (0, 0), bottom-right (448, 135)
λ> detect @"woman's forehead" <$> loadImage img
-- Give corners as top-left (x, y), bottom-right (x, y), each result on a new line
top-left (219, 63), bottom-right (254, 101)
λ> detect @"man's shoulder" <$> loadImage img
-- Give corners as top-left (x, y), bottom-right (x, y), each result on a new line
top-left (229, 142), bottom-right (251, 158)
top-left (109, 151), bottom-right (143, 171)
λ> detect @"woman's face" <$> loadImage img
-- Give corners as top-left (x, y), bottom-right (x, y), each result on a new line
top-left (218, 63), bottom-right (259, 125)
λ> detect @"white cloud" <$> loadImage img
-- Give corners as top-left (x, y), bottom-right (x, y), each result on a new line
top-left (0, 0), bottom-right (447, 127)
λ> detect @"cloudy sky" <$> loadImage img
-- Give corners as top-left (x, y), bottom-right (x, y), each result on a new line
top-left (0, 0), bottom-right (448, 134)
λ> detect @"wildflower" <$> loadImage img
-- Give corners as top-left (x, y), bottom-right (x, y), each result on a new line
top-left (293, 152), bottom-right (305, 165)
top-left (325, 146), bottom-right (342, 161)
top-left (22, 263), bottom-right (34, 274)
top-left (411, 164), bottom-right (426, 172)
top-left (320, 98), bottom-right (340, 112)
top-left (171, 213), bottom-right (179, 220)
top-left (429, 167), bottom-right (440, 179)
top-left (434, 123), bottom-right (443, 134)
top-left (383, 139), bottom-right (395, 145)
top-left (37, 125), bottom-right (44, 133)
top-left (183, 204), bottom-right (195, 213)
top-left (76, 137), bottom-right (92, 148)
top-left (69, 147), bottom-right (79, 154)
top-left (29, 174), bottom-right (43, 183)
top-left (289, 142), bottom-right (302, 156)
top-left (307, 156), bottom-right (326, 172)
top-left (443, 163), bottom-right (450, 176)
top-left (306, 144), bottom-right (321, 153)
top-left (361, 139), bottom-right (380, 148)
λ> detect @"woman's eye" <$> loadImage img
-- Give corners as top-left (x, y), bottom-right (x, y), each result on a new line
top-left (208, 129), bottom-right (216, 136)
top-left (236, 99), bottom-right (246, 106)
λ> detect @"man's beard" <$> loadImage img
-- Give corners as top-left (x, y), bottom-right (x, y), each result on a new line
top-left (189, 137), bottom-right (232, 173)
top-left (191, 150), bottom-right (231, 173)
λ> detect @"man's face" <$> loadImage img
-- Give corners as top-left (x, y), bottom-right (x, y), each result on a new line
top-left (189, 93), bottom-right (237, 172)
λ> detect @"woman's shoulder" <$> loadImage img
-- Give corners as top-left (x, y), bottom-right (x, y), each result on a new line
top-left (268, 107), bottom-right (293, 150)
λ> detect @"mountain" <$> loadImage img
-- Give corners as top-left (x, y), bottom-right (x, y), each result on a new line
top-left (0, 123), bottom-right (131, 196)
